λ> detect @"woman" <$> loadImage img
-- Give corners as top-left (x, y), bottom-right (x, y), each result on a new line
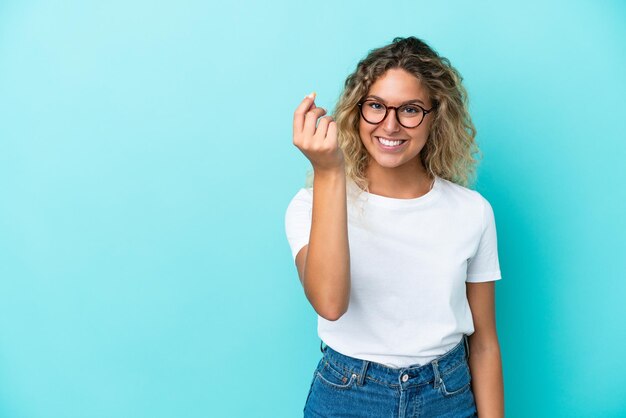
top-left (285, 36), bottom-right (504, 417)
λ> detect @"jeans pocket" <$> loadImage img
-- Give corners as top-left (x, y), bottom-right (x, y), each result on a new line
top-left (438, 361), bottom-right (471, 397)
top-left (315, 359), bottom-right (357, 390)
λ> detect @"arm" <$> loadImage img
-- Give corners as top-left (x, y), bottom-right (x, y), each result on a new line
top-left (293, 93), bottom-right (350, 321)
top-left (295, 170), bottom-right (350, 321)
top-left (466, 281), bottom-right (504, 417)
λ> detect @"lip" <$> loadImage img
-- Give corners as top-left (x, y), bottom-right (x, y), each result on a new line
top-left (375, 136), bottom-right (408, 152)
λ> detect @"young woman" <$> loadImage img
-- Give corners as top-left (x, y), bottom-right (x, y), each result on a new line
top-left (285, 36), bottom-right (504, 417)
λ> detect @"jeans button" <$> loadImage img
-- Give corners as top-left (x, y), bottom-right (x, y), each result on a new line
top-left (401, 374), bottom-right (409, 382)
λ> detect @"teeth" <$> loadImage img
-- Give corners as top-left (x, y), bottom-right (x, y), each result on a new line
top-left (378, 137), bottom-right (405, 146)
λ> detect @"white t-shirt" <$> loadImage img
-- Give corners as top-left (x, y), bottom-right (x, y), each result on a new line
top-left (284, 175), bottom-right (502, 368)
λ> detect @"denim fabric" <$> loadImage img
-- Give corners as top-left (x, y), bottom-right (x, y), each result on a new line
top-left (303, 335), bottom-right (477, 417)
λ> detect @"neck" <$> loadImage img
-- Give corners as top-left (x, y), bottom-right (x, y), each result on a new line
top-left (365, 159), bottom-right (433, 199)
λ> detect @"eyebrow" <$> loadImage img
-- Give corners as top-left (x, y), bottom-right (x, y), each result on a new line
top-left (365, 95), bottom-right (426, 106)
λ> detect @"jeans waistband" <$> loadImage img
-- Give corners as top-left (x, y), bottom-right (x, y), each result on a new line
top-left (319, 335), bottom-right (470, 388)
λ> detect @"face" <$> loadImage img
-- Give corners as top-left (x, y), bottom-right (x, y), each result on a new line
top-left (358, 68), bottom-right (433, 172)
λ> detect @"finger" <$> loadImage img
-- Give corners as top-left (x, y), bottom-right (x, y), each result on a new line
top-left (325, 120), bottom-right (337, 143)
top-left (314, 116), bottom-right (333, 139)
top-left (293, 92), bottom-right (317, 133)
top-left (308, 92), bottom-right (317, 110)
top-left (303, 107), bottom-right (327, 136)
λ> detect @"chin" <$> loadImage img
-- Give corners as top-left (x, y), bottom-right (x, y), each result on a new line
top-left (372, 156), bottom-right (412, 169)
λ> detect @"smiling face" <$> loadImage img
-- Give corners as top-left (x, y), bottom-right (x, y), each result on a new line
top-left (358, 68), bottom-right (433, 174)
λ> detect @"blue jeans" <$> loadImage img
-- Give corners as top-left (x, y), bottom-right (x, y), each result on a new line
top-left (303, 335), bottom-right (477, 417)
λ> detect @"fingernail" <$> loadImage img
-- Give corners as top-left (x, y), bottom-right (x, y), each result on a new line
top-left (305, 92), bottom-right (316, 99)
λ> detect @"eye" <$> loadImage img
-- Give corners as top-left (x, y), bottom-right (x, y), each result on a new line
top-left (366, 101), bottom-right (385, 110)
top-left (400, 105), bottom-right (421, 114)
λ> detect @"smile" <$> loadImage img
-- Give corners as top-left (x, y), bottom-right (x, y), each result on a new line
top-left (376, 137), bottom-right (407, 150)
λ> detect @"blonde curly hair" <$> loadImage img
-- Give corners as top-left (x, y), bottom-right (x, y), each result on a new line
top-left (305, 36), bottom-right (481, 191)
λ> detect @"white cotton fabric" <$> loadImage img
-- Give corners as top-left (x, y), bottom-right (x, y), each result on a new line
top-left (284, 176), bottom-right (502, 368)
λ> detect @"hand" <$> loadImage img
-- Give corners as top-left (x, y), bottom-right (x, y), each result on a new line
top-left (293, 92), bottom-right (345, 173)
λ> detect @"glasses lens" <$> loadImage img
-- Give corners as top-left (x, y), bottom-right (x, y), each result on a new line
top-left (361, 101), bottom-right (425, 128)
top-left (361, 100), bottom-right (386, 124)
top-left (397, 104), bottom-right (423, 128)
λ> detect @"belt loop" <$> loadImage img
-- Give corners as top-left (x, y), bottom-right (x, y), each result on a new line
top-left (320, 340), bottom-right (327, 354)
top-left (463, 334), bottom-right (470, 360)
top-left (358, 360), bottom-right (369, 386)
top-left (432, 360), bottom-right (442, 389)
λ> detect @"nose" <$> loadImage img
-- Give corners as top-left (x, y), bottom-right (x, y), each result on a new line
top-left (382, 108), bottom-right (401, 133)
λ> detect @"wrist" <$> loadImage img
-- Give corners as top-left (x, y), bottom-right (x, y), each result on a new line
top-left (313, 170), bottom-right (346, 187)
top-left (313, 166), bottom-right (345, 179)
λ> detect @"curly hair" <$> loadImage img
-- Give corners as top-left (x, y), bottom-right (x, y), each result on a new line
top-left (305, 36), bottom-right (481, 191)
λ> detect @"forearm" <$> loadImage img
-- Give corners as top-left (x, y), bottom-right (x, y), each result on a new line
top-left (304, 168), bottom-right (350, 320)
top-left (468, 342), bottom-right (504, 417)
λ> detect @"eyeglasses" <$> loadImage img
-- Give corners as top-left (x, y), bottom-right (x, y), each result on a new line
top-left (357, 99), bottom-right (434, 128)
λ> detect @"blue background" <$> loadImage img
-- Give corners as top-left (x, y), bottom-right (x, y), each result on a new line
top-left (1, 1), bottom-right (625, 417)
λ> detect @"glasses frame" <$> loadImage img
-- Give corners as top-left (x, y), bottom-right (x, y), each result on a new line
top-left (357, 100), bottom-right (435, 129)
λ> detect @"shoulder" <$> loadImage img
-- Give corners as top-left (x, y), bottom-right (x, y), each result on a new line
top-left (437, 177), bottom-right (489, 207)
top-left (436, 177), bottom-right (495, 225)
top-left (291, 187), bottom-right (313, 202)
top-left (285, 187), bottom-right (313, 213)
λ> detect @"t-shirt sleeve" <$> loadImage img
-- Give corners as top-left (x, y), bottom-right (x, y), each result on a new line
top-left (466, 196), bottom-right (502, 283)
top-left (284, 188), bottom-right (313, 262)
